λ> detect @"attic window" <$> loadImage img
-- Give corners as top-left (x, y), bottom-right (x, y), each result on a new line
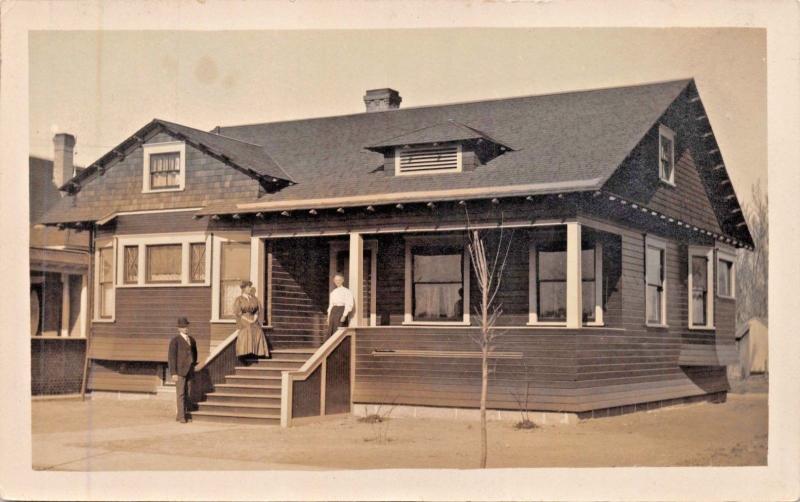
top-left (658, 124), bottom-right (675, 186)
top-left (395, 144), bottom-right (462, 176)
top-left (142, 141), bottom-right (186, 193)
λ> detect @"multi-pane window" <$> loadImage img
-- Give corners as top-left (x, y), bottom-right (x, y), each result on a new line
top-left (123, 246), bottom-right (139, 284)
top-left (412, 245), bottom-right (464, 322)
top-left (98, 247), bottom-right (114, 319)
top-left (689, 247), bottom-right (714, 328)
top-left (149, 152), bottom-right (181, 189)
top-left (533, 232), bottom-right (598, 323)
top-left (645, 239), bottom-right (666, 325)
top-left (691, 255), bottom-right (709, 326)
top-left (190, 243), bottom-right (206, 283)
top-left (717, 256), bottom-right (734, 298)
top-left (220, 242), bottom-right (250, 319)
top-left (145, 244), bottom-right (182, 284)
top-left (658, 124), bottom-right (675, 185)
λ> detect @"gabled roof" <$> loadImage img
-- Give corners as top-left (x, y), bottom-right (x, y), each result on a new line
top-left (61, 118), bottom-right (294, 192)
top-left (366, 120), bottom-right (514, 151)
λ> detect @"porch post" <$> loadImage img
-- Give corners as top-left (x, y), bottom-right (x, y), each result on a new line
top-left (565, 221), bottom-right (583, 329)
top-left (79, 274), bottom-right (88, 338)
top-left (250, 236), bottom-right (265, 324)
top-left (348, 232), bottom-right (364, 327)
top-left (60, 273), bottom-right (70, 337)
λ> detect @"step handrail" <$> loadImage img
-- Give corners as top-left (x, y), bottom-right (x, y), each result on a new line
top-left (196, 330), bottom-right (239, 371)
top-left (280, 327), bottom-right (353, 427)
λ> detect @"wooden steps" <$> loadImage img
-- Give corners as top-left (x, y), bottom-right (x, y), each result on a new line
top-left (192, 348), bottom-right (316, 426)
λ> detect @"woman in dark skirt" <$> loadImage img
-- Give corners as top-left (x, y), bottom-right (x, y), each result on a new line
top-left (234, 281), bottom-right (269, 358)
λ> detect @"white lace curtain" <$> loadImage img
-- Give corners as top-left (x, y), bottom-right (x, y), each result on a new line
top-left (413, 252), bottom-right (462, 320)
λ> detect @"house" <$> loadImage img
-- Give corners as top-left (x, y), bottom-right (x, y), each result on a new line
top-left (728, 317), bottom-right (768, 381)
top-left (30, 134), bottom-right (90, 395)
top-left (38, 79), bottom-right (753, 424)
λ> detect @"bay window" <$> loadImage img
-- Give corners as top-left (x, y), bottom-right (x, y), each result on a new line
top-left (688, 246), bottom-right (714, 329)
top-left (123, 246), bottom-right (139, 284)
top-left (717, 248), bottom-right (736, 299)
top-left (98, 246), bottom-right (114, 319)
top-left (645, 235), bottom-right (667, 326)
top-left (190, 243), bottom-right (206, 283)
top-left (115, 234), bottom-right (210, 288)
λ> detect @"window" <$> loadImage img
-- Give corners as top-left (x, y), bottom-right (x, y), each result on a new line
top-left (145, 244), bottom-right (182, 284)
top-left (717, 248), bottom-right (736, 299)
top-left (142, 141), bottom-right (186, 193)
top-left (395, 144), bottom-right (462, 175)
top-left (688, 246), bottom-right (714, 329)
top-left (658, 124), bottom-right (675, 185)
top-left (412, 245), bottom-right (464, 322)
top-left (98, 246), bottom-right (114, 319)
top-left (529, 226), bottom-right (603, 324)
top-left (645, 236), bottom-right (667, 326)
top-left (219, 241), bottom-right (250, 319)
top-left (190, 243), bottom-right (206, 283)
top-left (149, 152), bottom-right (180, 189)
top-left (123, 246), bottom-right (139, 284)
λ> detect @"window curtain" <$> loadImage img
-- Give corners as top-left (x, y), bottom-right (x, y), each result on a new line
top-left (413, 250), bottom-right (463, 321)
top-left (220, 242), bottom-right (250, 318)
top-left (150, 152), bottom-right (180, 188)
top-left (691, 256), bottom-right (708, 325)
top-left (146, 244), bottom-right (182, 282)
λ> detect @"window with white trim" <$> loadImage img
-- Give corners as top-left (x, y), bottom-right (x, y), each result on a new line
top-left (142, 141), bottom-right (186, 193)
top-left (395, 144), bottom-right (462, 175)
top-left (528, 227), bottom-right (603, 325)
top-left (688, 246), bottom-right (715, 329)
top-left (219, 241), bottom-right (251, 320)
top-left (94, 240), bottom-right (115, 321)
top-left (717, 248), bottom-right (736, 299)
top-left (658, 124), bottom-right (675, 185)
top-left (645, 235), bottom-right (667, 326)
top-left (115, 234), bottom-right (210, 288)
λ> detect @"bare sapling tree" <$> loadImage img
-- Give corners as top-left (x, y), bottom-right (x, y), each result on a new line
top-left (465, 209), bottom-right (514, 468)
top-left (735, 181), bottom-right (768, 329)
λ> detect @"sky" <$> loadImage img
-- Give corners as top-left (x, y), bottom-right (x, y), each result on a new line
top-left (29, 28), bottom-right (766, 205)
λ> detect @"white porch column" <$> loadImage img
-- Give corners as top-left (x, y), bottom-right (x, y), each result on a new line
top-left (348, 232), bottom-right (364, 328)
top-left (565, 222), bottom-right (583, 329)
top-left (60, 273), bottom-right (70, 337)
top-left (79, 274), bottom-right (88, 338)
top-left (250, 236), bottom-right (265, 324)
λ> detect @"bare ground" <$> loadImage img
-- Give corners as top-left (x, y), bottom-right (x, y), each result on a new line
top-left (32, 392), bottom-right (767, 470)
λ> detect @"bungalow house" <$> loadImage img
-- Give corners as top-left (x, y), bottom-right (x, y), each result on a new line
top-left (30, 134), bottom-right (90, 395)
top-left (39, 79), bottom-right (753, 425)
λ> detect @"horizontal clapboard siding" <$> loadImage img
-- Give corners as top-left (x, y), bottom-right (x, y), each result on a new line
top-left (88, 360), bottom-right (161, 393)
top-left (91, 287), bottom-right (212, 362)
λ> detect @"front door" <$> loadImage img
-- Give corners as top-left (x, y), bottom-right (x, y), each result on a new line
top-left (329, 241), bottom-right (376, 326)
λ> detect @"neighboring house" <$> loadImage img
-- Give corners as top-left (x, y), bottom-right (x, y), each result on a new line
top-left (728, 317), bottom-right (768, 381)
top-left (30, 134), bottom-right (90, 395)
top-left (39, 80), bottom-right (753, 424)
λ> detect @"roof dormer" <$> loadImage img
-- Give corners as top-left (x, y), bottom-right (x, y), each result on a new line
top-left (366, 120), bottom-right (513, 177)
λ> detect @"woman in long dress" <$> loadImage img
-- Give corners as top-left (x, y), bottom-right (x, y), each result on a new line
top-left (234, 281), bottom-right (269, 358)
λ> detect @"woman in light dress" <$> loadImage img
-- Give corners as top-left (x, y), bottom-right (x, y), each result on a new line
top-left (234, 280), bottom-right (269, 358)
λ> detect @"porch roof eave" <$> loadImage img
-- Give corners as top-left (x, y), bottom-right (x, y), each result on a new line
top-left (195, 178), bottom-right (605, 217)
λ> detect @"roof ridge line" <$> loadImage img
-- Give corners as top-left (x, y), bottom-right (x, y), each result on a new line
top-left (155, 118), bottom-right (266, 148)
top-left (215, 78), bottom-right (695, 130)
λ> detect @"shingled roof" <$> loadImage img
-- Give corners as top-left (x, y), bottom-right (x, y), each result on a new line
top-left (201, 79), bottom-right (693, 213)
top-left (365, 120), bottom-right (514, 151)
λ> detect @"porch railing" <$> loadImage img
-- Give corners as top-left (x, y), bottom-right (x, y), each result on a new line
top-left (191, 330), bottom-right (239, 404)
top-left (280, 327), bottom-right (354, 427)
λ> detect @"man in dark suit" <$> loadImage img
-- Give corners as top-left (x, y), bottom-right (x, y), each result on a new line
top-left (168, 317), bottom-right (197, 423)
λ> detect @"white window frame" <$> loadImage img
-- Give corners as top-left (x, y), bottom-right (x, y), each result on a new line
top-left (527, 228), bottom-right (604, 327)
top-left (115, 233), bottom-right (211, 288)
top-left (142, 141), bottom-right (186, 193)
top-left (645, 235), bottom-right (668, 327)
top-left (716, 246), bottom-right (736, 300)
top-left (658, 124), bottom-right (676, 186)
top-left (211, 232), bottom-right (253, 323)
top-left (93, 238), bottom-right (116, 322)
top-left (403, 235), bottom-right (470, 326)
top-left (394, 143), bottom-right (463, 176)
top-left (688, 246), bottom-right (715, 330)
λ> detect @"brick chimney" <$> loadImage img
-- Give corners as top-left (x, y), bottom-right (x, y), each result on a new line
top-left (363, 88), bottom-right (402, 112)
top-left (52, 133), bottom-right (76, 194)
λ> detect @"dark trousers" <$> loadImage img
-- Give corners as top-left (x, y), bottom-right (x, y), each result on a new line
top-left (175, 372), bottom-right (192, 420)
top-left (326, 305), bottom-right (347, 340)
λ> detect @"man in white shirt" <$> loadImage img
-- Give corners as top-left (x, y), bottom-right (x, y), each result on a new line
top-left (326, 273), bottom-right (354, 339)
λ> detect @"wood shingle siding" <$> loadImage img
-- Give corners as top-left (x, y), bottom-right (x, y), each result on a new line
top-left (91, 287), bottom-right (212, 362)
top-left (113, 210), bottom-right (209, 235)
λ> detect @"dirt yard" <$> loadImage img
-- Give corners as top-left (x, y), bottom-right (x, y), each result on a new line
top-left (32, 392), bottom-right (767, 470)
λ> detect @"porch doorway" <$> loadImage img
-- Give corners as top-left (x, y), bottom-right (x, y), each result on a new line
top-left (328, 240), bottom-right (377, 326)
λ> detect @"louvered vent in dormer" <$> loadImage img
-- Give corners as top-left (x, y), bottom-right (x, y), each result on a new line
top-left (395, 144), bottom-right (462, 175)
